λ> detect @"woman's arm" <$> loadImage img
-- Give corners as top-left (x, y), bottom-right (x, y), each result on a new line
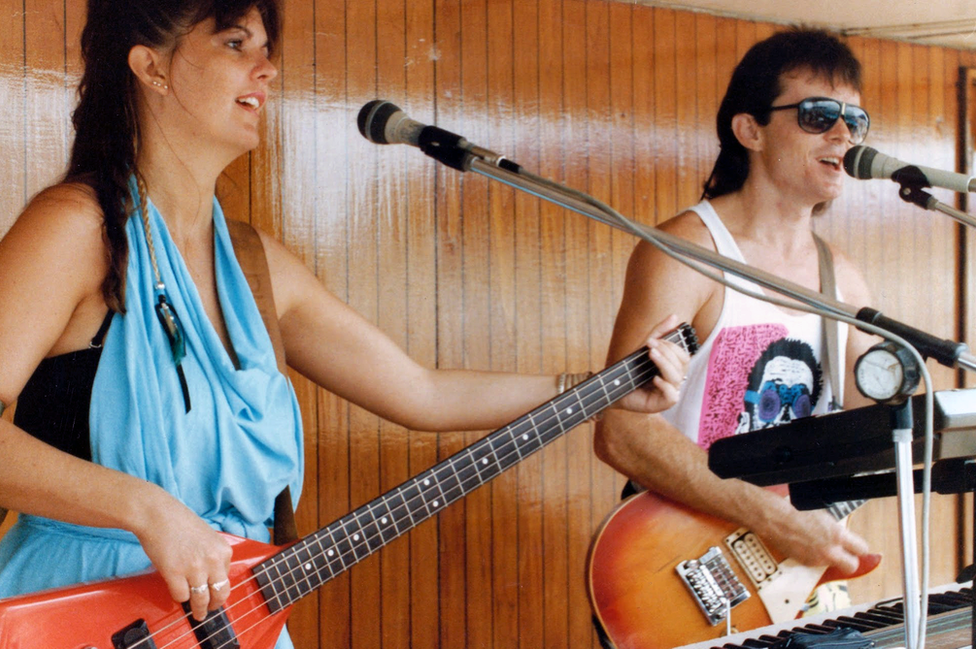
top-left (261, 230), bottom-right (688, 433)
top-left (0, 186), bottom-right (231, 620)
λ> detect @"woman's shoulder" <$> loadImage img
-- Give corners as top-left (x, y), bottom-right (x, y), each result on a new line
top-left (27, 181), bottom-right (102, 219)
top-left (12, 182), bottom-right (104, 244)
top-left (3, 182), bottom-right (108, 279)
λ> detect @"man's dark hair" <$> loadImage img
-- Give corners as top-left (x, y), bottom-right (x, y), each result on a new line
top-left (703, 28), bottom-right (862, 200)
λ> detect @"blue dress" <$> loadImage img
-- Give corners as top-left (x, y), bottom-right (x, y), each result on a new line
top-left (0, 181), bottom-right (304, 648)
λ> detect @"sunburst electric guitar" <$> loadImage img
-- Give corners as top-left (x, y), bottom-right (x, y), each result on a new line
top-left (0, 324), bottom-right (698, 649)
top-left (587, 489), bottom-right (882, 649)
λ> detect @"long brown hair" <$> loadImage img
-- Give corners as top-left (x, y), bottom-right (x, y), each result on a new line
top-left (67, 0), bottom-right (280, 313)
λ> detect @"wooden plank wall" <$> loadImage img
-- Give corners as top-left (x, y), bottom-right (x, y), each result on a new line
top-left (1, 0), bottom-right (974, 646)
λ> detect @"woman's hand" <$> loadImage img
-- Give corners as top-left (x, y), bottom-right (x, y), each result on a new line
top-left (133, 488), bottom-right (233, 621)
top-left (613, 314), bottom-right (690, 414)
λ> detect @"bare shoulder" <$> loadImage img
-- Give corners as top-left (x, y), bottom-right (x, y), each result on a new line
top-left (2, 182), bottom-right (107, 280)
top-left (252, 226), bottom-right (321, 318)
top-left (6, 182), bottom-right (105, 253)
top-left (625, 209), bottom-right (717, 288)
top-left (0, 183), bottom-right (110, 400)
top-left (657, 208), bottom-right (717, 247)
top-left (825, 241), bottom-right (872, 305)
top-left (609, 208), bottom-right (719, 360)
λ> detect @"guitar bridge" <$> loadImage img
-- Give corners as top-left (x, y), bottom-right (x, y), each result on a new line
top-left (676, 546), bottom-right (750, 626)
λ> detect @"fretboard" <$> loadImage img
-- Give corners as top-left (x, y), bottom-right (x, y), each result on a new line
top-left (827, 499), bottom-right (865, 521)
top-left (253, 324), bottom-right (698, 612)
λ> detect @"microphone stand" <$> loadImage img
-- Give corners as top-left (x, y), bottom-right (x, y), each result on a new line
top-left (393, 131), bottom-right (975, 649)
top-left (891, 167), bottom-right (976, 229)
top-left (464, 155), bottom-right (976, 374)
top-left (456, 152), bottom-right (971, 649)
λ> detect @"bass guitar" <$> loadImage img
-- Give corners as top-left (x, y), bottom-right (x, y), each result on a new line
top-left (587, 489), bottom-right (881, 649)
top-left (0, 324), bottom-right (698, 649)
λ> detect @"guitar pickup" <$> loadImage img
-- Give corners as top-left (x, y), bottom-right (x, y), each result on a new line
top-left (725, 528), bottom-right (779, 587)
top-left (676, 546), bottom-right (750, 626)
top-left (112, 619), bottom-right (158, 649)
top-left (181, 603), bottom-right (240, 649)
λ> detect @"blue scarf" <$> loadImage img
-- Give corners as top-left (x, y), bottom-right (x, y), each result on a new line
top-left (89, 180), bottom-right (303, 538)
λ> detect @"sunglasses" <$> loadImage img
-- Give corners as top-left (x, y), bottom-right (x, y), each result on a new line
top-left (766, 97), bottom-right (870, 144)
top-left (745, 381), bottom-right (812, 423)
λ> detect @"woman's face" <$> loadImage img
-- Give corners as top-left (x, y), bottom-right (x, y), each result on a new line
top-left (164, 6), bottom-right (277, 157)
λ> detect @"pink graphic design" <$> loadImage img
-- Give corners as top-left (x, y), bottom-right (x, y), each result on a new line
top-left (697, 324), bottom-right (788, 449)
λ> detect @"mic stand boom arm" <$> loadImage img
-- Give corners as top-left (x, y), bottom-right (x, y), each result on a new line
top-left (464, 157), bottom-right (976, 374)
top-left (891, 167), bottom-right (976, 229)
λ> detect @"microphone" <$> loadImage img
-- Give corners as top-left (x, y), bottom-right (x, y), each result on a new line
top-left (357, 100), bottom-right (518, 172)
top-left (843, 145), bottom-right (976, 193)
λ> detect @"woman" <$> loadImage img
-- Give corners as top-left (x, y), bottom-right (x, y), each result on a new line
top-left (0, 1), bottom-right (687, 647)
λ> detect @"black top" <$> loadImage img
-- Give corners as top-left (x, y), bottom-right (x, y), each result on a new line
top-left (14, 312), bottom-right (114, 462)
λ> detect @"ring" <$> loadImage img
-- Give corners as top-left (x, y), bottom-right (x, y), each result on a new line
top-left (210, 579), bottom-right (230, 592)
top-left (189, 583), bottom-right (209, 595)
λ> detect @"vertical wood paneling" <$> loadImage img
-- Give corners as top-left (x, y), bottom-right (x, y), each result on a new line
top-left (512, 0), bottom-right (546, 645)
top-left (403, 1), bottom-right (441, 645)
top-left (344, 1), bottom-right (381, 647)
top-left (457, 1), bottom-right (494, 646)
top-left (2, 1), bottom-right (974, 647)
top-left (24, 0), bottom-right (69, 197)
top-left (537, 1), bottom-right (571, 646)
top-left (430, 0), bottom-right (469, 646)
top-left (485, 1), bottom-right (519, 646)
top-left (0, 2), bottom-right (25, 232)
top-left (653, 9), bottom-right (678, 220)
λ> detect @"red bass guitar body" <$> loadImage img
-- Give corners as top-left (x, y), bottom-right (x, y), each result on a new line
top-left (0, 534), bottom-right (287, 649)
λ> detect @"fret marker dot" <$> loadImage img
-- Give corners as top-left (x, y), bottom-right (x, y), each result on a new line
top-left (327, 549), bottom-right (334, 557)
top-left (353, 534), bottom-right (360, 541)
top-left (381, 517), bottom-right (389, 525)
top-left (424, 479), bottom-right (430, 486)
top-left (566, 407), bottom-right (573, 414)
top-left (433, 500), bottom-right (440, 507)
top-left (614, 379), bottom-right (621, 386)
top-left (522, 434), bottom-right (528, 441)
top-left (305, 563), bottom-right (313, 571)
top-left (482, 459), bottom-right (488, 465)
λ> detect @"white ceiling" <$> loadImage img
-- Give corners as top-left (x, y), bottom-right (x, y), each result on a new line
top-left (636, 0), bottom-right (976, 50)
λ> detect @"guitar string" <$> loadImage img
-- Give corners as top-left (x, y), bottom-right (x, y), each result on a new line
top-left (128, 332), bottom-right (686, 649)
top-left (130, 331), bottom-right (690, 649)
top-left (143, 358), bottom-right (666, 649)
top-left (196, 360), bottom-right (672, 649)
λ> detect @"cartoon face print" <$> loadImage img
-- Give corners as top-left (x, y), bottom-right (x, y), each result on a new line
top-left (744, 356), bottom-right (814, 426)
top-left (734, 338), bottom-right (823, 434)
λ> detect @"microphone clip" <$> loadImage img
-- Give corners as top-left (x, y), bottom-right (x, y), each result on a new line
top-left (891, 166), bottom-right (938, 210)
top-left (417, 126), bottom-right (473, 172)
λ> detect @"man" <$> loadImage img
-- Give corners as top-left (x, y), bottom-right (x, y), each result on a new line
top-left (594, 28), bottom-right (877, 600)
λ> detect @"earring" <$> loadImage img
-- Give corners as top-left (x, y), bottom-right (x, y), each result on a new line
top-left (151, 80), bottom-right (169, 90)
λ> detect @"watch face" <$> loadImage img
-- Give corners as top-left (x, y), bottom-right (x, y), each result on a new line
top-left (856, 348), bottom-right (903, 400)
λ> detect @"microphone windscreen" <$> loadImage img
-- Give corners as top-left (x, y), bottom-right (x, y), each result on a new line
top-left (843, 145), bottom-right (877, 180)
top-left (358, 100), bottom-right (402, 144)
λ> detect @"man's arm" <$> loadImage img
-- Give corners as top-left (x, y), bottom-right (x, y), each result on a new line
top-left (594, 224), bottom-right (869, 573)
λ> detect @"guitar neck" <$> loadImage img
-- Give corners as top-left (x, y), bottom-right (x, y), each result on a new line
top-left (254, 325), bottom-right (697, 612)
top-left (826, 498), bottom-right (865, 521)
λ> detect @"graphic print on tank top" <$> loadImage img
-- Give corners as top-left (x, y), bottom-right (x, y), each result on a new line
top-left (697, 324), bottom-right (824, 449)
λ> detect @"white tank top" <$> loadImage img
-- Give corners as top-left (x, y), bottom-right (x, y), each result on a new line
top-left (662, 200), bottom-right (846, 449)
